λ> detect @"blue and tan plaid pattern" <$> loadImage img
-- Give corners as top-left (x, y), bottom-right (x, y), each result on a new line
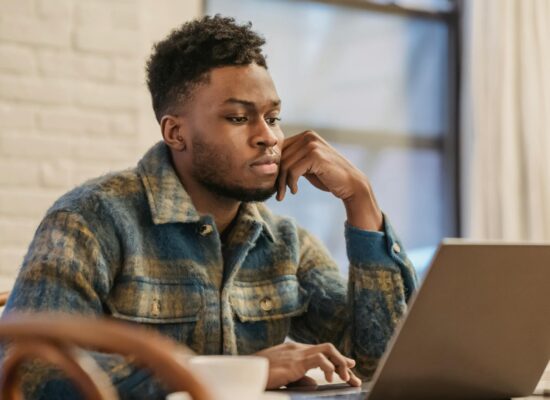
top-left (2, 141), bottom-right (417, 399)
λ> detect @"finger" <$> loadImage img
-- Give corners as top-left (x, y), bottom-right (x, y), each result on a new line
top-left (277, 155), bottom-right (308, 201)
top-left (281, 131), bottom-right (307, 149)
top-left (307, 343), bottom-right (351, 382)
top-left (346, 369), bottom-right (362, 387)
top-left (276, 170), bottom-right (287, 201)
top-left (277, 145), bottom-right (313, 200)
top-left (278, 131), bottom-right (330, 197)
top-left (282, 130), bottom-right (327, 151)
top-left (304, 353), bottom-right (335, 383)
top-left (280, 134), bottom-right (307, 162)
top-left (284, 157), bottom-right (313, 195)
top-left (286, 375), bottom-right (318, 388)
top-left (280, 141), bottom-right (312, 171)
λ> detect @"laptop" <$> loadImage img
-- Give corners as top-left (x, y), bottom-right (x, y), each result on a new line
top-left (286, 239), bottom-right (550, 399)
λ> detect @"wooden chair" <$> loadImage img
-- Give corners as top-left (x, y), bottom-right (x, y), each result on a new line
top-left (0, 292), bottom-right (9, 308)
top-left (0, 313), bottom-right (213, 400)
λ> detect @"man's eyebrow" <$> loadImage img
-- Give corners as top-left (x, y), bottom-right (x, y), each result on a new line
top-left (222, 98), bottom-right (281, 108)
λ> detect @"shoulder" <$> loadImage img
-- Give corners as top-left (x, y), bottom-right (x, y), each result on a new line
top-left (47, 167), bottom-right (143, 220)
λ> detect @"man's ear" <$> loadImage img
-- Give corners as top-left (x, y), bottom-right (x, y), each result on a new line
top-left (160, 115), bottom-right (186, 152)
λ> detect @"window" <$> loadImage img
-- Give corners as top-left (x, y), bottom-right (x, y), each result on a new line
top-left (206, 0), bottom-right (459, 277)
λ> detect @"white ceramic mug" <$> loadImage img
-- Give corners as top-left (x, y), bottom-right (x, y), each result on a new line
top-left (169, 355), bottom-right (269, 400)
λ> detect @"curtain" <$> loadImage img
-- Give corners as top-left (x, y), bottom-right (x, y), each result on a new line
top-left (461, 0), bottom-right (550, 240)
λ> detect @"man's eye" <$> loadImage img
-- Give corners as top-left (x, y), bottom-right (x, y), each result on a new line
top-left (227, 116), bottom-right (248, 124)
top-left (266, 117), bottom-right (281, 126)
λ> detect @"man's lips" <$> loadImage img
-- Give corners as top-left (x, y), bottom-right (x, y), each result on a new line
top-left (250, 155), bottom-right (280, 175)
top-left (250, 155), bottom-right (280, 166)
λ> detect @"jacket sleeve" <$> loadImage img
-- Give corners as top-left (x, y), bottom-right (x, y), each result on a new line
top-left (289, 213), bottom-right (418, 379)
top-left (1, 210), bottom-right (167, 400)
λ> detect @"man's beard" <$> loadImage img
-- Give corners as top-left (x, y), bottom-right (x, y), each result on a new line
top-left (191, 138), bottom-right (277, 202)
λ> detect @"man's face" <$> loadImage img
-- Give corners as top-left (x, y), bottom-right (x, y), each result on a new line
top-left (180, 63), bottom-right (284, 202)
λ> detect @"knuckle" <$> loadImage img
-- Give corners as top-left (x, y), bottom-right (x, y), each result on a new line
top-left (306, 140), bottom-right (319, 150)
top-left (287, 342), bottom-right (299, 351)
top-left (311, 353), bottom-right (323, 362)
top-left (309, 147), bottom-right (323, 160)
top-left (303, 130), bottom-right (318, 141)
top-left (323, 342), bottom-right (337, 352)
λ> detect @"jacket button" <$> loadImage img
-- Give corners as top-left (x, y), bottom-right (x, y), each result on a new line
top-left (260, 297), bottom-right (273, 312)
top-left (392, 242), bottom-right (401, 254)
top-left (199, 224), bottom-right (213, 236)
top-left (151, 298), bottom-right (161, 317)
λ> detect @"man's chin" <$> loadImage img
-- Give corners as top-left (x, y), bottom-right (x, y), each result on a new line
top-left (204, 182), bottom-right (276, 202)
top-left (233, 187), bottom-right (276, 202)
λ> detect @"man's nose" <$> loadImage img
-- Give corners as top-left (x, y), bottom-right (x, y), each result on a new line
top-left (251, 119), bottom-right (279, 148)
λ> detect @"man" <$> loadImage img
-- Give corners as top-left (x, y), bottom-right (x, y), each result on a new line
top-left (2, 15), bottom-right (417, 399)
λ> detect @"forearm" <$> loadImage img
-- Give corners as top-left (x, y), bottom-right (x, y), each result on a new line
top-left (345, 217), bottom-right (418, 377)
top-left (343, 181), bottom-right (384, 232)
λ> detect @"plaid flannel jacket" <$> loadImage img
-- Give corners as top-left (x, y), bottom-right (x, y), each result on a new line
top-left (2, 142), bottom-right (417, 399)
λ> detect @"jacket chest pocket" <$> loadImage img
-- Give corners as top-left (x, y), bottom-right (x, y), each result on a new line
top-left (230, 275), bottom-right (310, 352)
top-left (106, 277), bottom-right (203, 324)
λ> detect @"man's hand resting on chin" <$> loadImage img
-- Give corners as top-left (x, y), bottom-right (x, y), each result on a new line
top-left (276, 130), bottom-right (383, 232)
top-left (255, 342), bottom-right (362, 389)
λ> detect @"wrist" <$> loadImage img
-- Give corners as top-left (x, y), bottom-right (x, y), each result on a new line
top-left (343, 182), bottom-right (383, 231)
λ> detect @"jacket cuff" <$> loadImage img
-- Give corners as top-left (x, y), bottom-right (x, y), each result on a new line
top-left (345, 213), bottom-right (408, 269)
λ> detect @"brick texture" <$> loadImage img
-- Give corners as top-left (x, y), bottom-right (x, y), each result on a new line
top-left (0, 0), bottom-right (201, 280)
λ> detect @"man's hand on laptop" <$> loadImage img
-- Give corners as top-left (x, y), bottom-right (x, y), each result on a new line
top-left (276, 130), bottom-right (383, 231)
top-left (255, 342), bottom-right (362, 389)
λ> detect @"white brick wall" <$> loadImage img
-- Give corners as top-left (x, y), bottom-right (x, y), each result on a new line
top-left (0, 0), bottom-right (202, 284)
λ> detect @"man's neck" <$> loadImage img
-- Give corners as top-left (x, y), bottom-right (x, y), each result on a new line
top-left (194, 192), bottom-right (240, 235)
top-left (182, 180), bottom-right (240, 234)
top-left (170, 150), bottom-right (240, 234)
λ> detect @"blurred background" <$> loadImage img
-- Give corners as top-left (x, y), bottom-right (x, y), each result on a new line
top-left (0, 0), bottom-right (549, 288)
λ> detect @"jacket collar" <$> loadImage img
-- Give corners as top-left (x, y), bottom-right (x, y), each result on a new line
top-left (137, 141), bottom-right (275, 241)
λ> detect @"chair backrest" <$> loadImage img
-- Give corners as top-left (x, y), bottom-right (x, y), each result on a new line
top-left (0, 313), bottom-right (213, 400)
top-left (0, 292), bottom-right (9, 308)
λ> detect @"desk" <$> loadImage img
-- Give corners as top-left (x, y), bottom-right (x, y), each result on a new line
top-left (279, 366), bottom-right (550, 399)
top-left (167, 367), bottom-right (550, 399)
top-left (282, 384), bottom-right (549, 399)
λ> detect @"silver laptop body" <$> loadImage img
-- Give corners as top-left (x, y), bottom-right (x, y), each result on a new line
top-left (367, 239), bottom-right (550, 400)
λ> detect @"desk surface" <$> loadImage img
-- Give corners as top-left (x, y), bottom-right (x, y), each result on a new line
top-left (279, 365), bottom-right (550, 399)
top-left (283, 385), bottom-right (549, 400)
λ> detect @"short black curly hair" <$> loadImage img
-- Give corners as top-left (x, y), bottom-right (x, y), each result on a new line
top-left (146, 15), bottom-right (268, 122)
